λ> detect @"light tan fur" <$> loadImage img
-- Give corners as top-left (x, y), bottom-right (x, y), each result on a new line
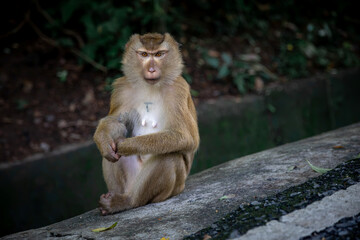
top-left (93, 33), bottom-right (199, 215)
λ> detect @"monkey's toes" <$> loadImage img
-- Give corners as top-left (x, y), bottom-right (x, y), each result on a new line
top-left (100, 192), bottom-right (113, 200)
top-left (99, 192), bottom-right (132, 215)
top-left (105, 192), bottom-right (113, 198)
top-left (99, 207), bottom-right (110, 216)
top-left (99, 193), bottom-right (113, 215)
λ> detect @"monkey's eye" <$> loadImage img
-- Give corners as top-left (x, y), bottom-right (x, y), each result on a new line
top-left (155, 52), bottom-right (163, 57)
top-left (141, 52), bottom-right (148, 57)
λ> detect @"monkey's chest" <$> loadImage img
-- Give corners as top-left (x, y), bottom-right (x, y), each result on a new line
top-left (132, 100), bottom-right (164, 137)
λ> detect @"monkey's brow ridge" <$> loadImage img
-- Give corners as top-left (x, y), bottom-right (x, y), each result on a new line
top-left (140, 35), bottom-right (165, 50)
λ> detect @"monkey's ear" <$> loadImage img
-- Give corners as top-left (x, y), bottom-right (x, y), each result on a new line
top-left (164, 33), bottom-right (181, 48)
top-left (125, 34), bottom-right (140, 49)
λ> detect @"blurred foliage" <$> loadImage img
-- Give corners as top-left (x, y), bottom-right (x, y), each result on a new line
top-left (201, 49), bottom-right (276, 93)
top-left (275, 21), bottom-right (359, 79)
top-left (43, 0), bottom-right (178, 70)
top-left (16, 99), bottom-right (29, 110)
top-left (56, 69), bottom-right (68, 82)
top-left (5, 0), bottom-right (359, 94)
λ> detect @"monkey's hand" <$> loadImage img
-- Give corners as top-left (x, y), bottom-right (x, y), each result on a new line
top-left (94, 133), bottom-right (123, 162)
top-left (93, 116), bottom-right (127, 162)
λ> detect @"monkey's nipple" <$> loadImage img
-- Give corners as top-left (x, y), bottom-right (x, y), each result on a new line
top-left (141, 119), bottom-right (157, 128)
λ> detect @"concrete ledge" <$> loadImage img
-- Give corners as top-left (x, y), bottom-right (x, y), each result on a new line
top-left (3, 122), bottom-right (359, 240)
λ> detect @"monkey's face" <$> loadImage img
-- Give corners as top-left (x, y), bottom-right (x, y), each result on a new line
top-left (136, 49), bottom-right (168, 84)
top-left (122, 33), bottom-right (183, 85)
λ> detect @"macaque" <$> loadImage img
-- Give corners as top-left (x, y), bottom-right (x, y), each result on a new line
top-left (93, 33), bottom-right (199, 215)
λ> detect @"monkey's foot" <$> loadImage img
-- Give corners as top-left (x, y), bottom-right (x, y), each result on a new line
top-left (99, 192), bottom-right (131, 215)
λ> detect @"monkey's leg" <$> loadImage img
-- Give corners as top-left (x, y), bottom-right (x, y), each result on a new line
top-left (100, 153), bottom-right (187, 215)
top-left (132, 153), bottom-right (188, 205)
top-left (100, 155), bottom-right (141, 215)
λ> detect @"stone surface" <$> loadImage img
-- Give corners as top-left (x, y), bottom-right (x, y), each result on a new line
top-left (2, 123), bottom-right (360, 240)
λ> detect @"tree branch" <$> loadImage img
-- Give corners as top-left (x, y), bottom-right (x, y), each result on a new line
top-left (1, 1), bottom-right (108, 73)
top-left (0, 12), bottom-right (29, 39)
top-left (34, 0), bottom-right (85, 48)
top-left (28, 15), bottom-right (107, 73)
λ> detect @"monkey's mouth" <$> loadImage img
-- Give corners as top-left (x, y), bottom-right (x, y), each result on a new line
top-left (144, 77), bottom-right (160, 84)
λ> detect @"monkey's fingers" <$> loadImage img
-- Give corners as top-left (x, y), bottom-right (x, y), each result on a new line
top-left (105, 153), bottom-right (120, 162)
top-left (111, 142), bottom-right (117, 152)
top-left (104, 145), bottom-right (120, 162)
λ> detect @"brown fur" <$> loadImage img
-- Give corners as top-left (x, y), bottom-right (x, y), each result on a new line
top-left (93, 33), bottom-right (199, 215)
top-left (139, 33), bottom-right (165, 51)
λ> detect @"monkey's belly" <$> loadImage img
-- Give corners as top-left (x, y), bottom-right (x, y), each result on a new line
top-left (133, 121), bottom-right (161, 162)
top-left (134, 112), bottom-right (164, 162)
top-left (132, 99), bottom-right (165, 161)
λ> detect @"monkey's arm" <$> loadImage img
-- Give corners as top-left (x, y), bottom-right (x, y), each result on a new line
top-left (93, 115), bottom-right (127, 162)
top-left (117, 128), bottom-right (195, 156)
top-left (94, 77), bottom-right (135, 162)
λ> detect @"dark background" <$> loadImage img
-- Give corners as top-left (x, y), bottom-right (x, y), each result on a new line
top-left (0, 0), bottom-right (359, 163)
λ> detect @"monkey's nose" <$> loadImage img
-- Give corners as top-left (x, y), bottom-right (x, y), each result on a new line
top-left (148, 67), bottom-right (156, 73)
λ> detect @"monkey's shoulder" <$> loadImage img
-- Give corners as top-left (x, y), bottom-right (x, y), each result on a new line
top-left (112, 76), bottom-right (128, 89)
top-left (171, 76), bottom-right (191, 93)
top-left (174, 76), bottom-right (190, 87)
top-left (111, 77), bottom-right (137, 98)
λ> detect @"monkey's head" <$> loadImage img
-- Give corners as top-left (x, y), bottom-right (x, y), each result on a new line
top-left (122, 33), bottom-right (183, 85)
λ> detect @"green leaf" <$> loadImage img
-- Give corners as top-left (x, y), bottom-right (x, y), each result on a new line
top-left (233, 60), bottom-right (247, 69)
top-left (82, 44), bottom-right (97, 60)
top-left (221, 53), bottom-right (232, 66)
top-left (190, 89), bottom-right (199, 97)
top-left (106, 58), bottom-right (121, 70)
top-left (234, 74), bottom-right (246, 94)
top-left (56, 70), bottom-right (68, 83)
top-left (219, 194), bottom-right (235, 200)
top-left (205, 57), bottom-right (220, 68)
top-left (183, 73), bottom-right (193, 84)
top-left (92, 222), bottom-right (118, 232)
top-left (299, 41), bottom-right (317, 58)
top-left (16, 99), bottom-right (29, 110)
top-left (217, 65), bottom-right (230, 79)
top-left (104, 77), bottom-right (115, 92)
top-left (267, 104), bottom-right (276, 113)
top-left (288, 165), bottom-right (296, 171)
top-left (61, 0), bottom-right (82, 23)
top-left (306, 160), bottom-right (331, 174)
top-left (81, 14), bottom-right (97, 40)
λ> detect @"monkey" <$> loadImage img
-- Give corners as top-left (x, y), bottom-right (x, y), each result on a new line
top-left (93, 33), bottom-right (199, 215)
